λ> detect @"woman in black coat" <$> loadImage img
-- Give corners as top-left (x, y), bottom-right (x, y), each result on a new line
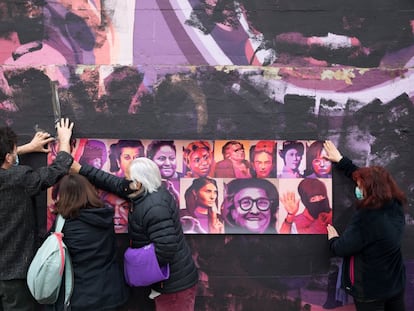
top-left (324, 140), bottom-right (407, 311)
top-left (72, 157), bottom-right (199, 311)
top-left (46, 174), bottom-right (128, 311)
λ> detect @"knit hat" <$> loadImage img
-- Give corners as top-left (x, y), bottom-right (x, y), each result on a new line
top-left (298, 178), bottom-right (330, 218)
top-left (298, 178), bottom-right (328, 205)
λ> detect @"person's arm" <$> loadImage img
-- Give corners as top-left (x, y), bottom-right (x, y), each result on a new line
top-left (145, 203), bottom-right (179, 266)
top-left (72, 161), bottom-right (137, 199)
top-left (327, 214), bottom-right (365, 257)
top-left (23, 119), bottom-right (74, 196)
top-left (17, 131), bottom-right (55, 155)
top-left (323, 140), bottom-right (359, 177)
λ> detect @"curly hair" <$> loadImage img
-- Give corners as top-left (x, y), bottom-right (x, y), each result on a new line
top-left (182, 141), bottom-right (211, 165)
top-left (146, 140), bottom-right (176, 160)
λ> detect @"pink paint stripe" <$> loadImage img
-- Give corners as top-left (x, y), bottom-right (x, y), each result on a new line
top-left (349, 256), bottom-right (355, 286)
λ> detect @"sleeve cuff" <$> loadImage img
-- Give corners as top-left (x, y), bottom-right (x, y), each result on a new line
top-left (55, 151), bottom-right (73, 167)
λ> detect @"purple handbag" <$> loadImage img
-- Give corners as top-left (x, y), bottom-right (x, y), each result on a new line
top-left (124, 243), bottom-right (170, 287)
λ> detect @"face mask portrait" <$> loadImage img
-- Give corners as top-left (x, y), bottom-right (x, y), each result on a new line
top-left (355, 186), bottom-right (364, 200)
top-left (297, 178), bottom-right (331, 219)
top-left (306, 197), bottom-right (331, 219)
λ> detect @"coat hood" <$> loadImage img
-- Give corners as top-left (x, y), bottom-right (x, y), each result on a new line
top-left (75, 205), bottom-right (114, 229)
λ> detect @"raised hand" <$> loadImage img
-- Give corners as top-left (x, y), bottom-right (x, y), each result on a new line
top-left (280, 191), bottom-right (300, 215)
top-left (56, 118), bottom-right (74, 154)
top-left (323, 140), bottom-right (343, 163)
top-left (17, 131), bottom-right (54, 155)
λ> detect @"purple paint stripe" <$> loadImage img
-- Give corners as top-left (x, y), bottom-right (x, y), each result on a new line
top-left (156, 0), bottom-right (206, 65)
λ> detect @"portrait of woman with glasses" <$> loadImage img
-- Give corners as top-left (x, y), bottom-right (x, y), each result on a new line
top-left (305, 140), bottom-right (332, 178)
top-left (222, 178), bottom-right (279, 234)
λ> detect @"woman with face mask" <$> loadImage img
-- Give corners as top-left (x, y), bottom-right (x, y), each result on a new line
top-left (279, 178), bottom-right (332, 234)
top-left (323, 140), bottom-right (407, 311)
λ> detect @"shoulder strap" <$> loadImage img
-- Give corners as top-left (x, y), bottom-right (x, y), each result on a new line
top-left (63, 248), bottom-right (73, 311)
top-left (55, 214), bottom-right (65, 233)
top-left (54, 214), bottom-right (73, 310)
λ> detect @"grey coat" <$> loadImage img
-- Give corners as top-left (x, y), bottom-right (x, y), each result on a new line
top-left (0, 151), bottom-right (73, 280)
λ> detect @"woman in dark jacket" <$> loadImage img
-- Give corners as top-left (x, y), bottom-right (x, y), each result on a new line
top-left (72, 157), bottom-right (199, 311)
top-left (323, 140), bottom-right (407, 311)
top-left (46, 174), bottom-right (128, 311)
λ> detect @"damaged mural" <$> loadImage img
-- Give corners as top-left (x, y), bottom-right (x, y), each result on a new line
top-left (1, 0), bottom-right (414, 310)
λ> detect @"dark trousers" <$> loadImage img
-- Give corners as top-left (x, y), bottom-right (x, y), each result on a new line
top-left (154, 284), bottom-right (197, 311)
top-left (354, 290), bottom-right (405, 311)
top-left (0, 279), bottom-right (37, 311)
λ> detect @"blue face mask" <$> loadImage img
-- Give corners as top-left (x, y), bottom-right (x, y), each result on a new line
top-left (13, 154), bottom-right (19, 166)
top-left (355, 186), bottom-right (364, 200)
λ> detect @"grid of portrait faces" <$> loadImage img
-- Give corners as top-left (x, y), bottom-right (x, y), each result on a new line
top-left (47, 139), bottom-right (333, 234)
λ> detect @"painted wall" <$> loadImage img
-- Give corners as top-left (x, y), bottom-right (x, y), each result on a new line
top-left (1, 1), bottom-right (414, 310)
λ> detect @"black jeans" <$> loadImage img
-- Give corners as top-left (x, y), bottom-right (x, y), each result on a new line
top-left (0, 279), bottom-right (37, 311)
top-left (354, 290), bottom-right (405, 311)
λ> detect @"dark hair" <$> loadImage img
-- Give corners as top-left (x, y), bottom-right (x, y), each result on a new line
top-left (222, 178), bottom-right (279, 233)
top-left (109, 140), bottom-right (144, 172)
top-left (185, 0), bottom-right (241, 35)
top-left (50, 138), bottom-right (77, 156)
top-left (104, 66), bottom-right (143, 91)
top-left (279, 140), bottom-right (304, 160)
top-left (305, 141), bottom-right (324, 176)
top-left (0, 126), bottom-right (17, 164)
top-left (103, 66), bottom-right (144, 114)
top-left (221, 140), bottom-right (243, 158)
top-left (79, 140), bottom-right (107, 167)
top-left (184, 177), bottom-right (218, 217)
top-left (352, 166), bottom-right (407, 210)
top-left (249, 141), bottom-right (276, 178)
top-left (55, 174), bottom-right (104, 218)
top-left (146, 140), bottom-right (176, 160)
